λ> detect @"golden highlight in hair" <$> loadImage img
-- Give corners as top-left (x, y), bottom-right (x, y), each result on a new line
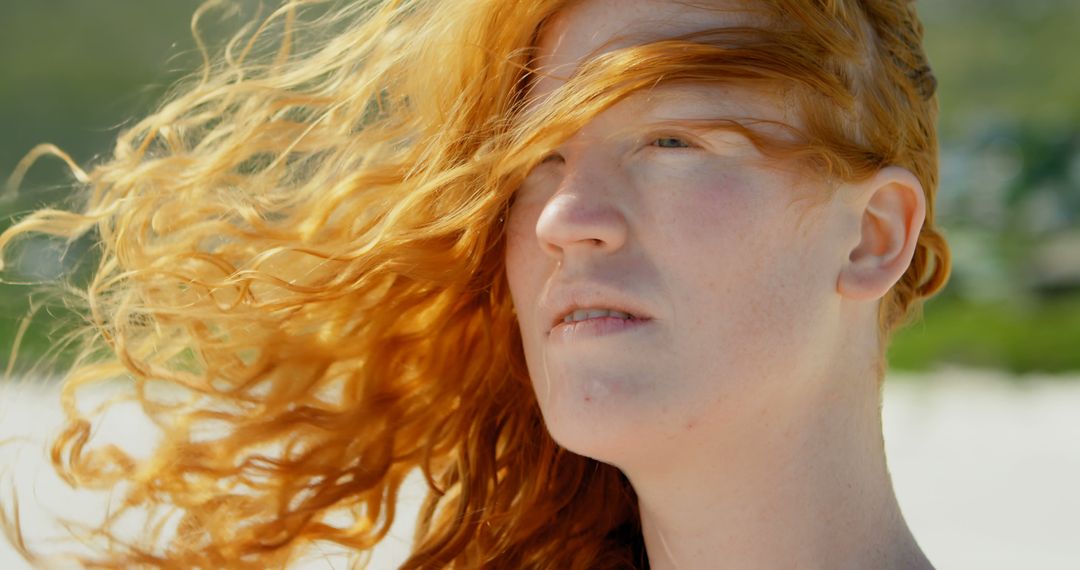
top-left (1, 0), bottom-right (949, 567)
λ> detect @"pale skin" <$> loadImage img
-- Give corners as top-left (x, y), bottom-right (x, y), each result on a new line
top-left (504, 0), bottom-right (936, 568)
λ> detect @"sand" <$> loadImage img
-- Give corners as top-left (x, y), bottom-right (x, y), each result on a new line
top-left (2, 369), bottom-right (1078, 569)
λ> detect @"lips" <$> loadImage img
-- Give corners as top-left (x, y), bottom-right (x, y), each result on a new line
top-left (561, 308), bottom-right (636, 324)
top-left (549, 307), bottom-right (651, 340)
top-left (543, 286), bottom-right (653, 333)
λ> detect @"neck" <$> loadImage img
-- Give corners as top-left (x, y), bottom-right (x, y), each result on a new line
top-left (625, 365), bottom-right (933, 570)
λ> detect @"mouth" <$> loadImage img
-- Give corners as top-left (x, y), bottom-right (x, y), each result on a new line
top-left (549, 305), bottom-right (651, 334)
top-left (559, 308), bottom-right (639, 324)
top-left (548, 306), bottom-right (651, 340)
top-left (542, 286), bottom-right (654, 336)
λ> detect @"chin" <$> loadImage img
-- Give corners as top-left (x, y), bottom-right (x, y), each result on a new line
top-left (532, 367), bottom-right (664, 466)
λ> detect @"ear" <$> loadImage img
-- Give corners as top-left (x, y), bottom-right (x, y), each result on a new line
top-left (836, 166), bottom-right (926, 301)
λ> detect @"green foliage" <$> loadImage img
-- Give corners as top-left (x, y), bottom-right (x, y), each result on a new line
top-left (0, 286), bottom-right (78, 378)
top-left (1, 1), bottom-right (1078, 375)
top-left (889, 294), bottom-right (1080, 374)
top-left (921, 0), bottom-right (1080, 137)
top-left (0, 2), bottom-right (205, 189)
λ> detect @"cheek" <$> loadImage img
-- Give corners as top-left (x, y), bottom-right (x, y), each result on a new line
top-left (656, 176), bottom-right (766, 282)
top-left (657, 179), bottom-right (832, 349)
top-left (504, 201), bottom-right (544, 322)
top-left (503, 201), bottom-right (563, 418)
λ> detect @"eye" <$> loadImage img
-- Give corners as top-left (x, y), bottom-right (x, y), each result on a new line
top-left (651, 136), bottom-right (692, 149)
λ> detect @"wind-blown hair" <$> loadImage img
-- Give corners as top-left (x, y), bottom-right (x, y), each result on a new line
top-left (1, 0), bottom-right (949, 567)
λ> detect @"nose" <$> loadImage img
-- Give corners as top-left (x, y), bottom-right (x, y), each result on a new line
top-left (534, 157), bottom-right (629, 259)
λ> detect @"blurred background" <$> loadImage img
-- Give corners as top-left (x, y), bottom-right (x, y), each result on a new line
top-left (1, 1), bottom-right (1078, 568)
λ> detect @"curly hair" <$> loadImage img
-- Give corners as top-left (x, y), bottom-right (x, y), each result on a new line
top-left (1, 0), bottom-right (949, 567)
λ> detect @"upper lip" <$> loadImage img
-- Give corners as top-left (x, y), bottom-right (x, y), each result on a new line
top-left (542, 284), bottom-right (654, 333)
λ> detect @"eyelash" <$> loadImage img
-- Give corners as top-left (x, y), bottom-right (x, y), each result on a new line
top-left (536, 134), bottom-right (696, 165)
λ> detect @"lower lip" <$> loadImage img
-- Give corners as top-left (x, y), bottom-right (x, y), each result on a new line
top-left (549, 317), bottom-right (651, 341)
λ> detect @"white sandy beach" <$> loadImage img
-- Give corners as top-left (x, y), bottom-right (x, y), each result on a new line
top-left (2, 369), bottom-right (1079, 569)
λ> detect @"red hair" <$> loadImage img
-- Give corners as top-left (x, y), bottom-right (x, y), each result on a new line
top-left (1, 0), bottom-right (948, 567)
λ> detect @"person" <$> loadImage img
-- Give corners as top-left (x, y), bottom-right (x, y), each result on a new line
top-left (0, 0), bottom-right (950, 567)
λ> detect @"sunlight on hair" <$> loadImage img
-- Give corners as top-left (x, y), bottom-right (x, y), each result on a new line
top-left (0, 0), bottom-right (949, 567)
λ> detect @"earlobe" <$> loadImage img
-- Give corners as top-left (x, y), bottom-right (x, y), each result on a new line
top-left (836, 166), bottom-right (926, 301)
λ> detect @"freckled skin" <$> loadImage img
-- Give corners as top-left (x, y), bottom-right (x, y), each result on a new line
top-left (504, 3), bottom-right (936, 568)
top-left (506, 78), bottom-right (848, 468)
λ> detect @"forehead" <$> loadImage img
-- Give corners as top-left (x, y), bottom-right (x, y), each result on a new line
top-left (532, 0), bottom-right (768, 99)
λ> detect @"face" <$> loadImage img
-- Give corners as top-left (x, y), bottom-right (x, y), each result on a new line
top-left (504, 0), bottom-right (852, 468)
